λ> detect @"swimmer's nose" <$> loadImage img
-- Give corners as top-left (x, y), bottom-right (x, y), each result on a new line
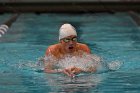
top-left (69, 40), bottom-right (74, 44)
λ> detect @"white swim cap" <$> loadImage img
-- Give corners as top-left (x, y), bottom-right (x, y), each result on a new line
top-left (59, 23), bottom-right (77, 40)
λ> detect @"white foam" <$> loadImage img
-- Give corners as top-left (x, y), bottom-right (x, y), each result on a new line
top-left (55, 54), bottom-right (101, 71)
top-left (107, 61), bottom-right (123, 70)
top-left (40, 53), bottom-right (122, 73)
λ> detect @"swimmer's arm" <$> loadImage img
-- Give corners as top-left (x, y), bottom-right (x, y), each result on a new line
top-left (82, 67), bottom-right (97, 73)
top-left (44, 62), bottom-right (72, 77)
top-left (45, 65), bottom-right (72, 77)
top-left (44, 46), bottom-right (65, 73)
top-left (44, 68), bottom-right (62, 73)
top-left (70, 66), bottom-right (96, 74)
top-left (43, 59), bottom-right (64, 73)
top-left (44, 47), bottom-right (60, 73)
top-left (44, 62), bottom-right (62, 73)
top-left (44, 47), bottom-right (72, 76)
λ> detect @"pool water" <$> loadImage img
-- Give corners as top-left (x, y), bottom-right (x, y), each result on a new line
top-left (0, 13), bottom-right (140, 93)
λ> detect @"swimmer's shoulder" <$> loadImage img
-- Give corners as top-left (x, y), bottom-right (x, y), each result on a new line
top-left (46, 44), bottom-right (60, 54)
top-left (77, 43), bottom-right (91, 53)
top-left (77, 43), bottom-right (89, 48)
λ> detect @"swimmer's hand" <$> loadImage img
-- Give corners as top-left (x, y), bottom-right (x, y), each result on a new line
top-left (45, 66), bottom-right (88, 78)
top-left (45, 66), bottom-right (96, 77)
top-left (44, 68), bottom-right (76, 77)
top-left (63, 66), bottom-right (97, 77)
top-left (63, 66), bottom-right (83, 77)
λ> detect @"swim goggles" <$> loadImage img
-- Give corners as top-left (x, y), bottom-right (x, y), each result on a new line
top-left (62, 37), bottom-right (77, 43)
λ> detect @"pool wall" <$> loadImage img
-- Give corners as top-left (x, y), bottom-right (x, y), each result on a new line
top-left (0, 1), bottom-right (140, 13)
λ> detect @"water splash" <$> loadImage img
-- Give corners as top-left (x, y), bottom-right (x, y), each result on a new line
top-left (17, 60), bottom-right (44, 72)
top-left (15, 53), bottom-right (123, 74)
top-left (55, 54), bottom-right (101, 72)
top-left (42, 53), bottom-right (123, 73)
top-left (107, 60), bottom-right (123, 71)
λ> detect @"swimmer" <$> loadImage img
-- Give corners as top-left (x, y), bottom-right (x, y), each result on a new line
top-left (0, 14), bottom-right (19, 37)
top-left (43, 23), bottom-right (97, 77)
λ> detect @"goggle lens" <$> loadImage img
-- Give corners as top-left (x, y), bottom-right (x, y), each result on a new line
top-left (63, 37), bottom-right (77, 43)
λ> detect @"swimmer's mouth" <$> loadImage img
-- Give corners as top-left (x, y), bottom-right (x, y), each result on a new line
top-left (69, 46), bottom-right (74, 49)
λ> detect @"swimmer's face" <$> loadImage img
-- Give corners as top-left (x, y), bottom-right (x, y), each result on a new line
top-left (60, 35), bottom-right (77, 53)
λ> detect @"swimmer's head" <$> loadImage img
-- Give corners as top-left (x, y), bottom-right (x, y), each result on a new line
top-left (59, 23), bottom-right (77, 53)
top-left (59, 23), bottom-right (77, 40)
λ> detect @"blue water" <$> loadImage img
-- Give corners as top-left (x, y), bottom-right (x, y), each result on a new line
top-left (0, 13), bottom-right (140, 93)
